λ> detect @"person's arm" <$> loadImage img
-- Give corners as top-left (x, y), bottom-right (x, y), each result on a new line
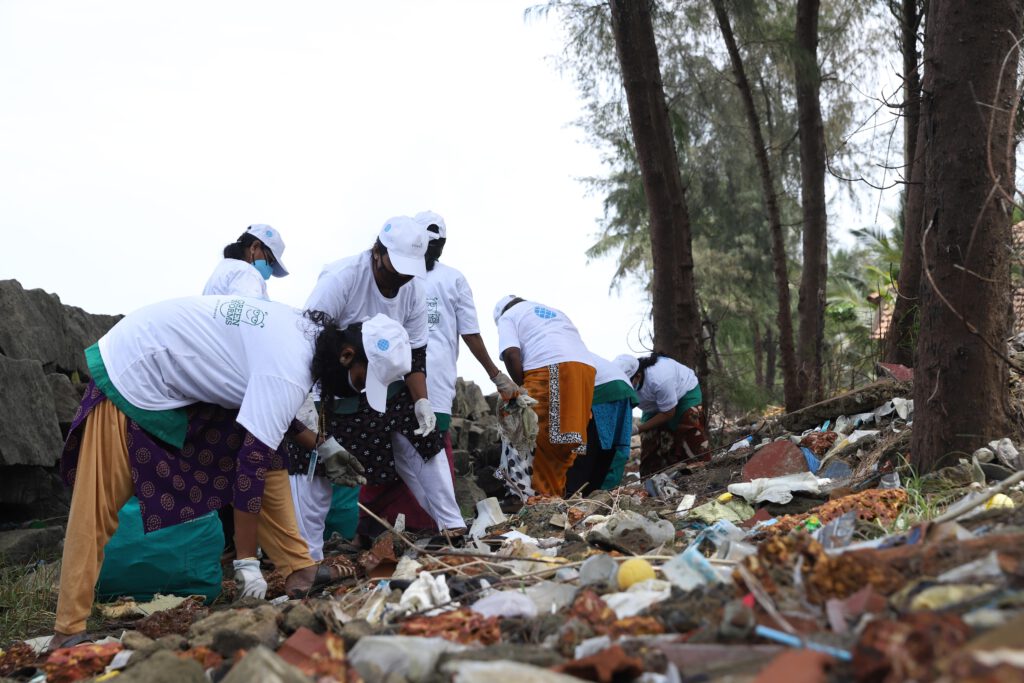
top-left (405, 345), bottom-right (428, 401)
top-left (503, 347), bottom-right (524, 386)
top-left (637, 410), bottom-right (674, 433)
top-left (462, 333), bottom-right (501, 379)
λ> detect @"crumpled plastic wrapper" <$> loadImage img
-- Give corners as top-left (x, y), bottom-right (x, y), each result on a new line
top-left (498, 393), bottom-right (539, 458)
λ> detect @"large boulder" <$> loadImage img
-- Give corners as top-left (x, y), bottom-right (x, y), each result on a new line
top-left (47, 373), bottom-right (82, 433)
top-left (0, 465), bottom-right (70, 520)
top-left (0, 355), bottom-right (63, 467)
top-left (454, 378), bottom-right (491, 420)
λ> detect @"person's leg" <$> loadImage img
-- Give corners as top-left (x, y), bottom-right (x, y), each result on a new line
top-left (564, 420), bottom-right (597, 497)
top-left (391, 433), bottom-right (465, 530)
top-left (288, 475), bottom-right (332, 561)
top-left (54, 400), bottom-right (134, 640)
top-left (255, 469), bottom-right (316, 577)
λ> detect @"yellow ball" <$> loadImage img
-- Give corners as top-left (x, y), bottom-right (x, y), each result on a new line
top-left (985, 493), bottom-right (1015, 510)
top-left (617, 558), bottom-right (656, 590)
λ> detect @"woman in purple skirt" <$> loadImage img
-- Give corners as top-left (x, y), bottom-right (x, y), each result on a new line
top-left (51, 296), bottom-right (402, 649)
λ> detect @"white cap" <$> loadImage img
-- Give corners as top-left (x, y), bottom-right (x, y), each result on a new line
top-left (362, 313), bottom-right (412, 413)
top-left (414, 210), bottom-right (447, 240)
top-left (493, 295), bottom-right (517, 325)
top-left (378, 216), bottom-right (428, 278)
top-left (245, 224), bottom-right (288, 277)
top-left (613, 354), bottom-right (640, 379)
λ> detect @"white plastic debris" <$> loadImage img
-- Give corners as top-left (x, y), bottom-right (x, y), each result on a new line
top-left (469, 497), bottom-right (507, 539)
top-left (398, 573), bottom-right (453, 615)
top-left (988, 438), bottom-right (1022, 469)
top-left (603, 579), bottom-right (672, 619)
top-left (728, 471), bottom-right (828, 504)
top-left (674, 494), bottom-right (696, 515)
top-left (471, 590), bottom-right (538, 619)
top-left (661, 546), bottom-right (729, 591)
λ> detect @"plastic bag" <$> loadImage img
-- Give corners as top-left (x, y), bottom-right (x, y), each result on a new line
top-left (497, 393), bottom-right (539, 456)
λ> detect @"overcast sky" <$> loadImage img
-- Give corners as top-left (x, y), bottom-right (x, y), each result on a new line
top-left (1, 1), bottom-right (896, 392)
top-left (0, 0), bottom-right (659, 390)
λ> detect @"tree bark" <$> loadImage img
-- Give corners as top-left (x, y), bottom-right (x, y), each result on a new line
top-left (752, 318), bottom-right (765, 389)
top-left (793, 0), bottom-right (828, 404)
top-left (765, 325), bottom-right (777, 392)
top-left (884, 0), bottom-right (925, 366)
top-left (911, 0), bottom-right (1022, 473)
top-left (607, 0), bottom-right (704, 370)
top-left (711, 0), bottom-right (800, 410)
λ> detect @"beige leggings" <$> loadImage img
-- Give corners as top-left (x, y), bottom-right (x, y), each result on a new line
top-left (55, 399), bottom-right (314, 634)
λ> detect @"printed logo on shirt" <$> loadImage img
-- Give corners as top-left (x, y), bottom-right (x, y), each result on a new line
top-left (534, 306), bottom-right (557, 320)
top-left (215, 299), bottom-right (268, 328)
top-left (426, 296), bottom-right (440, 331)
top-left (377, 339), bottom-right (390, 351)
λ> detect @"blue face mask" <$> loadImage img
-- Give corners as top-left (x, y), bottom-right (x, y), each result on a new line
top-left (253, 259), bottom-right (273, 280)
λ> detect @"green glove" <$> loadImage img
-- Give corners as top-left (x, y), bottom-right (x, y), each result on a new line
top-left (320, 437), bottom-right (366, 487)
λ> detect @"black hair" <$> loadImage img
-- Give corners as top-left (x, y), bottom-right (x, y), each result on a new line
top-left (425, 225), bottom-right (446, 272)
top-left (634, 352), bottom-right (667, 392)
top-left (306, 310), bottom-right (367, 413)
top-left (223, 232), bottom-right (261, 260)
top-left (501, 297), bottom-right (525, 318)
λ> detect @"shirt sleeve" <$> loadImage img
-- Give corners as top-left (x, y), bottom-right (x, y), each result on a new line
top-left (496, 315), bottom-right (520, 359)
top-left (230, 268), bottom-right (269, 300)
top-left (304, 269), bottom-right (350, 322)
top-left (454, 275), bottom-right (481, 336)
top-left (404, 281), bottom-right (429, 348)
top-left (236, 375), bottom-right (310, 450)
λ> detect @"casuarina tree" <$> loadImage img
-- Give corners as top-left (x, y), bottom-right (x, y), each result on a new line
top-left (911, 0), bottom-right (1024, 473)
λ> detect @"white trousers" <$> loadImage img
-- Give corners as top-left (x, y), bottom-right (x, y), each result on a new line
top-left (288, 474), bottom-right (333, 561)
top-left (391, 433), bottom-right (465, 531)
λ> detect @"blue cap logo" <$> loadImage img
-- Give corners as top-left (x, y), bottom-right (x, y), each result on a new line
top-left (265, 229), bottom-right (273, 237)
top-left (376, 339), bottom-right (390, 351)
top-left (534, 307), bottom-right (556, 319)
top-left (384, 224), bottom-right (392, 232)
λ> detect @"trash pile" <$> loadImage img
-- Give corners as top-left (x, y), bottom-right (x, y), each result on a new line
top-left (3, 377), bottom-right (1024, 682)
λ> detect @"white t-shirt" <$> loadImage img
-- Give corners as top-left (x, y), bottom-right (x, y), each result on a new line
top-left (423, 263), bottom-right (481, 415)
top-left (98, 296), bottom-right (314, 450)
top-left (202, 259), bottom-right (269, 300)
top-left (496, 301), bottom-right (592, 371)
top-left (636, 356), bottom-right (699, 413)
top-left (305, 251), bottom-right (428, 348)
top-left (590, 352), bottom-right (631, 388)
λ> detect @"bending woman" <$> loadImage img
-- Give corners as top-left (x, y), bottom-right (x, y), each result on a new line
top-left (614, 353), bottom-right (709, 477)
top-left (50, 296), bottom-right (395, 648)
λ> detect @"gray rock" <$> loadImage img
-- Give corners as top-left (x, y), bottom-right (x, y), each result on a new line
top-left (0, 465), bottom-right (70, 519)
top-left (339, 618), bottom-right (374, 650)
top-left (453, 379), bottom-right (490, 420)
top-left (47, 373), bottom-right (81, 431)
top-left (281, 602), bottom-right (322, 634)
top-left (455, 476), bottom-right (486, 519)
top-left (452, 449), bottom-right (472, 476)
top-left (119, 630), bottom-right (154, 651)
top-left (438, 643), bottom-right (565, 669)
top-left (119, 649), bottom-right (206, 683)
top-left (349, 636), bottom-right (469, 683)
top-left (61, 303), bottom-right (121, 378)
top-left (0, 526), bottom-right (63, 564)
top-left (221, 646), bottom-right (309, 683)
top-left (0, 355), bottom-right (63, 467)
top-left (449, 417), bottom-right (469, 451)
top-left (189, 605), bottom-right (280, 652)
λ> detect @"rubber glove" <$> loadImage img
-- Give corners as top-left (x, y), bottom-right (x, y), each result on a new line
top-left (490, 371), bottom-right (521, 400)
top-left (321, 438), bottom-right (367, 487)
top-left (233, 558), bottom-right (267, 599)
top-left (413, 398), bottom-right (436, 436)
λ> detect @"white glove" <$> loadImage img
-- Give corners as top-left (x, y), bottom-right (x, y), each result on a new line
top-left (233, 558), bottom-right (267, 599)
top-left (321, 438), bottom-right (367, 487)
top-left (413, 398), bottom-right (436, 436)
top-left (490, 371), bottom-right (520, 400)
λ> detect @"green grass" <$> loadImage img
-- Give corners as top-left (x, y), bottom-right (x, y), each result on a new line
top-left (0, 559), bottom-right (59, 646)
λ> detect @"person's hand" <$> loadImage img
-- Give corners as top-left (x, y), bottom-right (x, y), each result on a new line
top-left (233, 558), bottom-right (267, 599)
top-left (413, 398), bottom-right (436, 436)
top-left (490, 371), bottom-right (520, 400)
top-left (323, 448), bottom-right (367, 487)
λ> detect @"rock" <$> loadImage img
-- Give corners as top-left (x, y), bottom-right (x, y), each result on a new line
top-left (585, 510), bottom-right (676, 555)
top-left (449, 417), bottom-right (469, 450)
top-left (741, 440), bottom-right (808, 482)
top-left (281, 602), bottom-right (322, 634)
top-left (453, 449), bottom-right (472, 476)
top-left (0, 526), bottom-right (63, 564)
top-left (454, 379), bottom-right (490, 420)
top-left (129, 633), bottom-right (188, 663)
top-left (455, 475), bottom-right (487, 519)
top-left (61, 303), bottom-right (121, 378)
top-left (349, 635), bottom-right (468, 683)
top-left (118, 649), bottom-right (206, 683)
top-left (0, 466), bottom-right (70, 521)
top-left (439, 643), bottom-right (566, 670)
top-left (47, 373), bottom-right (81, 433)
top-left (119, 630), bottom-right (154, 651)
top-left (484, 392), bottom-right (500, 416)
top-left (221, 646), bottom-right (308, 683)
top-left (0, 355), bottom-right (63, 467)
top-left (189, 605), bottom-right (280, 653)
top-left (339, 618), bottom-right (374, 650)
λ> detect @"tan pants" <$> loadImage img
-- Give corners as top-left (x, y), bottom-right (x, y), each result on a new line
top-left (55, 399), bottom-right (314, 634)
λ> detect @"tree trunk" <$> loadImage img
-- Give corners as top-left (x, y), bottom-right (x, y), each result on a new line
top-left (793, 0), bottom-right (828, 404)
top-left (608, 0), bottom-right (705, 369)
top-left (752, 318), bottom-right (765, 389)
top-left (911, 0), bottom-right (1022, 473)
top-left (765, 325), bottom-right (777, 393)
top-left (711, 0), bottom-right (800, 410)
top-left (884, 0), bottom-right (925, 366)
